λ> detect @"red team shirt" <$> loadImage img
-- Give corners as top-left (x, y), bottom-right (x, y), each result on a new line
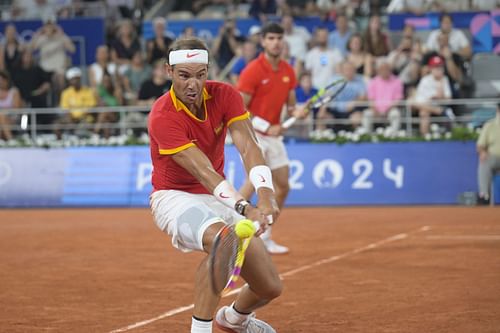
top-left (148, 81), bottom-right (249, 194)
top-left (237, 53), bottom-right (297, 126)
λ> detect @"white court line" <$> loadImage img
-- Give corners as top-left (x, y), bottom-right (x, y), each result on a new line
top-left (108, 225), bottom-right (430, 333)
top-left (426, 235), bottom-right (500, 241)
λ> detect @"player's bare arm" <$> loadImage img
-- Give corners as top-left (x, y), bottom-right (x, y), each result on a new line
top-left (171, 146), bottom-right (272, 229)
top-left (229, 117), bottom-right (280, 222)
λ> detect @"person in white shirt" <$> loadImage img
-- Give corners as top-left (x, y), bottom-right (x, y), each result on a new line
top-left (425, 13), bottom-right (471, 60)
top-left (414, 55), bottom-right (453, 136)
top-left (281, 14), bottom-right (311, 62)
top-left (305, 26), bottom-right (343, 90)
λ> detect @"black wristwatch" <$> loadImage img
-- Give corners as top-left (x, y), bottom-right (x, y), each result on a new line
top-left (235, 199), bottom-right (250, 216)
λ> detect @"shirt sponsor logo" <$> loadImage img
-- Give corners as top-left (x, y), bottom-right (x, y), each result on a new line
top-left (282, 76), bottom-right (290, 83)
top-left (261, 78), bottom-right (270, 85)
top-left (214, 122), bottom-right (224, 135)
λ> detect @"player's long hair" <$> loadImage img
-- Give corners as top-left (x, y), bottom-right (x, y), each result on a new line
top-left (166, 37), bottom-right (210, 66)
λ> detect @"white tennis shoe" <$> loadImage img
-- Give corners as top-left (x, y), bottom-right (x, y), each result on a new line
top-left (263, 239), bottom-right (289, 255)
top-left (215, 306), bottom-right (276, 333)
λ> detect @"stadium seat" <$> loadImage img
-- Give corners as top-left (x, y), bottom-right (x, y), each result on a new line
top-left (471, 53), bottom-right (500, 98)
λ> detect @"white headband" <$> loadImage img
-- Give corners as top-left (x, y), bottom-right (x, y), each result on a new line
top-left (169, 49), bottom-right (209, 65)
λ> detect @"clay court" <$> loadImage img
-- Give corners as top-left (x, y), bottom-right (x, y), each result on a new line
top-left (1, 207), bottom-right (499, 333)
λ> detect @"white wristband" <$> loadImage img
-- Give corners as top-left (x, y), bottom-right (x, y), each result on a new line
top-left (252, 116), bottom-right (271, 133)
top-left (249, 165), bottom-right (274, 192)
top-left (213, 180), bottom-right (244, 210)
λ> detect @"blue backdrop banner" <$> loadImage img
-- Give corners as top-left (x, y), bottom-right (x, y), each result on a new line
top-left (0, 142), bottom-right (483, 208)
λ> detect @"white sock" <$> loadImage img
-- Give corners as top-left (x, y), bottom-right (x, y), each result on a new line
top-left (225, 303), bottom-right (250, 325)
top-left (191, 316), bottom-right (212, 333)
top-left (261, 226), bottom-right (272, 241)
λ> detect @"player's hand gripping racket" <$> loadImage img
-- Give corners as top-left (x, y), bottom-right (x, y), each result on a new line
top-left (282, 78), bottom-right (347, 129)
top-left (209, 219), bottom-right (261, 295)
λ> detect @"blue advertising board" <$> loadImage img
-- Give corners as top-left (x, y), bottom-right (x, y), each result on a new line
top-left (0, 142), bottom-right (485, 208)
top-left (0, 17), bottom-right (105, 65)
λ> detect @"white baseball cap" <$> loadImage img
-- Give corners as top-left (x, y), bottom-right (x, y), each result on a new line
top-left (66, 67), bottom-right (82, 80)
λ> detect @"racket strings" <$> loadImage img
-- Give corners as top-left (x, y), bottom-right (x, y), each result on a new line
top-left (210, 227), bottom-right (239, 293)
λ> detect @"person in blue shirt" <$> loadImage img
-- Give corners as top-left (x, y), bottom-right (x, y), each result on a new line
top-left (230, 40), bottom-right (258, 84)
top-left (328, 13), bottom-right (353, 57)
top-left (295, 71), bottom-right (326, 129)
top-left (318, 60), bottom-right (367, 131)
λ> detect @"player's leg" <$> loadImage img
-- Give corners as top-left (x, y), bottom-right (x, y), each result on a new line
top-left (215, 236), bottom-right (281, 332)
top-left (150, 191), bottom-right (228, 333)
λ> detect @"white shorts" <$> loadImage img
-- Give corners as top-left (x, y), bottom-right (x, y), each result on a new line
top-left (256, 133), bottom-right (289, 170)
top-left (150, 190), bottom-right (244, 252)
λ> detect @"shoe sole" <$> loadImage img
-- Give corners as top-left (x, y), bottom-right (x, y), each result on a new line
top-left (267, 250), bottom-right (289, 255)
top-left (214, 321), bottom-right (238, 333)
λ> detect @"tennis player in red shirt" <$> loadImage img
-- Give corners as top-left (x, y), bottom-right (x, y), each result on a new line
top-left (149, 37), bottom-right (281, 333)
top-left (237, 22), bottom-right (307, 254)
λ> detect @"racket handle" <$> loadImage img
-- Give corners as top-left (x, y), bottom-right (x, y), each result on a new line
top-left (282, 116), bottom-right (297, 129)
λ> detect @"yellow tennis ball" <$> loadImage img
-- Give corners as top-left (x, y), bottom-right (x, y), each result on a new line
top-left (235, 219), bottom-right (256, 239)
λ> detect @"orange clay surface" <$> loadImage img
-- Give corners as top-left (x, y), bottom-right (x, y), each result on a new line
top-left (1, 207), bottom-right (499, 333)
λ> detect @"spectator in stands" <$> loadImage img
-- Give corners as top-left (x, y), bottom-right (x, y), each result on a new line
top-left (58, 67), bottom-right (97, 135)
top-left (387, 0), bottom-right (432, 14)
top-left (137, 60), bottom-right (172, 106)
top-left (88, 45), bottom-right (117, 89)
top-left (0, 24), bottom-right (23, 76)
top-left (211, 18), bottom-right (241, 73)
top-left (249, 0), bottom-right (278, 21)
top-left (425, 13), bottom-right (471, 60)
top-left (422, 32), bottom-right (465, 97)
top-left (346, 33), bottom-right (373, 78)
top-left (14, 0), bottom-right (56, 20)
top-left (295, 71), bottom-right (327, 130)
top-left (230, 40), bottom-right (258, 85)
top-left (476, 103), bottom-right (500, 205)
top-left (122, 50), bottom-right (152, 103)
top-left (363, 58), bottom-right (403, 134)
top-left (281, 40), bottom-right (303, 78)
top-left (110, 19), bottom-right (142, 71)
top-left (471, 0), bottom-right (500, 10)
top-left (281, 0), bottom-right (319, 16)
top-left (180, 26), bottom-right (196, 39)
top-left (363, 14), bottom-right (391, 58)
top-left (95, 71), bottom-right (123, 138)
top-left (0, 70), bottom-right (22, 140)
top-left (431, 0), bottom-right (470, 11)
top-left (146, 17), bottom-right (174, 65)
top-left (305, 26), bottom-right (343, 89)
top-left (318, 60), bottom-right (367, 131)
top-left (281, 14), bottom-right (311, 63)
top-left (387, 25), bottom-right (423, 94)
top-left (328, 13), bottom-right (353, 57)
top-left (31, 16), bottom-right (75, 103)
top-left (413, 56), bottom-right (453, 136)
top-left (12, 49), bottom-right (51, 109)
top-left (247, 25), bottom-right (263, 53)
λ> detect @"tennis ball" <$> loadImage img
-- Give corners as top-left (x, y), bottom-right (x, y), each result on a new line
top-left (235, 219), bottom-right (256, 239)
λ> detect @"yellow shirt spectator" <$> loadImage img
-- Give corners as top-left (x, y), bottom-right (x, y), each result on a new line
top-left (60, 86), bottom-right (97, 120)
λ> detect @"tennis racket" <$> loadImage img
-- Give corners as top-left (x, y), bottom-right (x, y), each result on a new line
top-left (209, 219), bottom-right (260, 295)
top-left (282, 78), bottom-right (347, 129)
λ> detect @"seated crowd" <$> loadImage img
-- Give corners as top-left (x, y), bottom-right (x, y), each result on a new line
top-left (0, 3), bottom-right (496, 141)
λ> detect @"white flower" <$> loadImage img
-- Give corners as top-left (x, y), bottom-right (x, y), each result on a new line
top-left (338, 130), bottom-right (346, 137)
top-left (445, 132), bottom-right (452, 139)
top-left (430, 123), bottom-right (440, 133)
top-left (432, 132), bottom-right (441, 140)
top-left (424, 133), bottom-right (432, 141)
top-left (375, 127), bottom-right (384, 135)
top-left (352, 133), bottom-right (360, 142)
top-left (397, 130), bottom-right (407, 138)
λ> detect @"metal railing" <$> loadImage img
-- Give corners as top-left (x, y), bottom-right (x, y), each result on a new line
top-left (0, 97), bottom-right (498, 144)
